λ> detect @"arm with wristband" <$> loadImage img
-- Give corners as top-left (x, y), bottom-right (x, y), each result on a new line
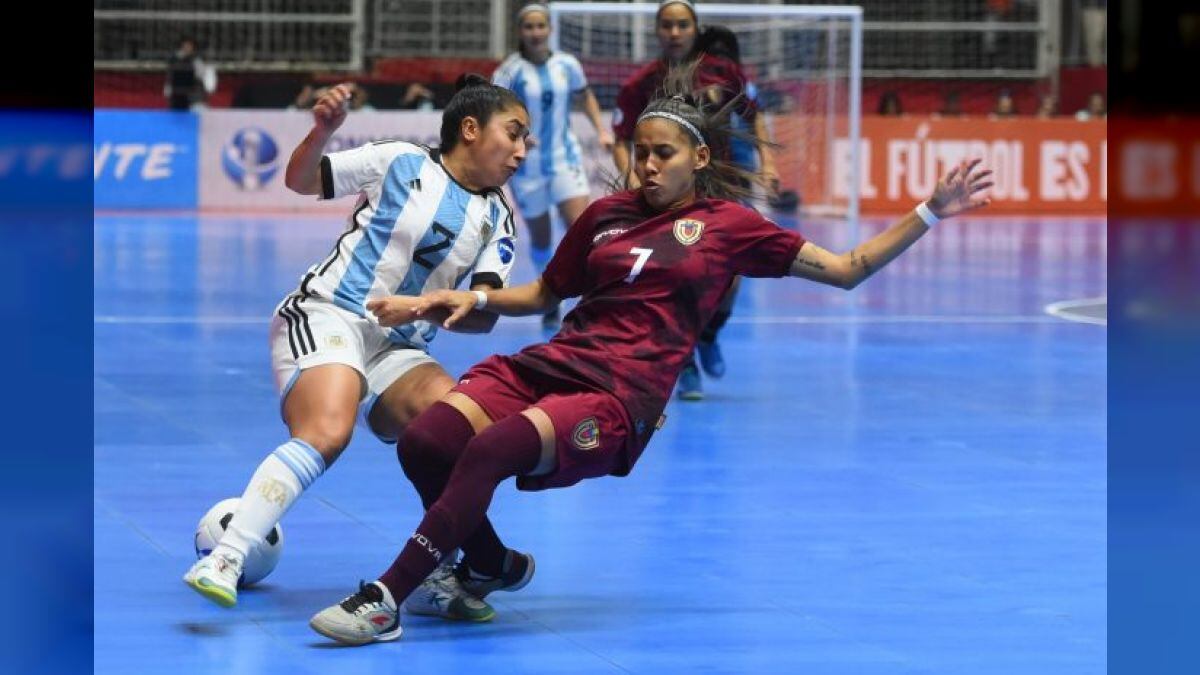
top-left (789, 158), bottom-right (993, 290)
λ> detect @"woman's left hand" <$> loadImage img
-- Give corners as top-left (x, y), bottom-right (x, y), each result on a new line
top-left (927, 158), bottom-right (994, 219)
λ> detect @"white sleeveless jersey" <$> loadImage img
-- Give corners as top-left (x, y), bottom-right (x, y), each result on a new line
top-left (492, 51), bottom-right (588, 180)
top-left (289, 141), bottom-right (516, 351)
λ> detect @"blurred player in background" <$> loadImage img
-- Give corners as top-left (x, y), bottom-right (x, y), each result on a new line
top-left (184, 77), bottom-right (528, 622)
top-left (493, 3), bottom-right (614, 330)
top-left (612, 1), bottom-right (776, 399)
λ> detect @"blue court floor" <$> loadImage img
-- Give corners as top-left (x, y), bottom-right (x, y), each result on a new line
top-left (94, 211), bottom-right (1106, 674)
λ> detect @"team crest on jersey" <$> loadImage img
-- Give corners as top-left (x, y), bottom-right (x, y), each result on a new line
top-left (572, 417), bottom-right (601, 451)
top-left (673, 218), bottom-right (705, 245)
top-left (325, 335), bottom-right (346, 349)
top-left (480, 219), bottom-right (494, 242)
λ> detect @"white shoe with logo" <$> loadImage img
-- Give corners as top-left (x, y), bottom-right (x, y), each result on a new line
top-left (403, 561), bottom-right (496, 622)
top-left (183, 551), bottom-right (243, 608)
top-left (309, 581), bottom-right (402, 646)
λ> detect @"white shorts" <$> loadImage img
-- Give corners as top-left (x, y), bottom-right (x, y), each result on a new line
top-left (509, 164), bottom-right (590, 218)
top-left (270, 295), bottom-right (440, 443)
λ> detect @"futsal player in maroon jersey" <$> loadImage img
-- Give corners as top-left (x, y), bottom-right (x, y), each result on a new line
top-left (613, 0), bottom-right (778, 399)
top-left (308, 66), bottom-right (994, 646)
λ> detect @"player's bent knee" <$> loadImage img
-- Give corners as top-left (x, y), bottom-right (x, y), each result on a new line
top-left (291, 416), bottom-right (354, 466)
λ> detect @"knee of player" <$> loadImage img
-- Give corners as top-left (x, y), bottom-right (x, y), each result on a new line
top-left (292, 419), bottom-right (353, 466)
top-left (397, 416), bottom-right (443, 465)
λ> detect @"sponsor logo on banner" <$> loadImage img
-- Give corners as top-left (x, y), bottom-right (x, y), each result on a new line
top-left (222, 127), bottom-right (280, 190)
top-left (673, 218), bottom-right (704, 245)
top-left (814, 116), bottom-right (1108, 215)
top-left (94, 110), bottom-right (198, 208)
top-left (200, 110), bottom-right (444, 211)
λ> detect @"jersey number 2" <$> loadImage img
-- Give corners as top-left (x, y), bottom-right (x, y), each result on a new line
top-left (625, 247), bottom-right (654, 283)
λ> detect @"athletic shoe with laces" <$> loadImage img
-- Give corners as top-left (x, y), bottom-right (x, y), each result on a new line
top-left (183, 551), bottom-right (243, 608)
top-left (697, 341), bottom-right (726, 378)
top-left (676, 363), bottom-right (704, 401)
top-left (403, 560), bottom-right (496, 622)
top-left (309, 581), bottom-right (402, 646)
top-left (455, 549), bottom-right (536, 599)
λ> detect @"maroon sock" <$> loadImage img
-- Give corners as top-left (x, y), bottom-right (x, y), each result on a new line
top-left (397, 401), bottom-right (510, 576)
top-left (380, 413), bottom-right (543, 602)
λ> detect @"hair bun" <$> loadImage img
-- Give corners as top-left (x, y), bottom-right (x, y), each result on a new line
top-left (455, 73), bottom-right (490, 92)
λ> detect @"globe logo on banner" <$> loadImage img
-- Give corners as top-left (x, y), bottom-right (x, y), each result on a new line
top-left (222, 127), bottom-right (279, 190)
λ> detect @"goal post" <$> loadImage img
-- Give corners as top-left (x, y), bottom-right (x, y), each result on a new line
top-left (549, 1), bottom-right (863, 224)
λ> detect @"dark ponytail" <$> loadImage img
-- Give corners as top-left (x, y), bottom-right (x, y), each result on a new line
top-left (439, 73), bottom-right (527, 152)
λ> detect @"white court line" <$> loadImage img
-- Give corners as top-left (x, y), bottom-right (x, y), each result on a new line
top-left (1044, 297), bottom-right (1108, 326)
top-left (94, 314), bottom-right (1058, 326)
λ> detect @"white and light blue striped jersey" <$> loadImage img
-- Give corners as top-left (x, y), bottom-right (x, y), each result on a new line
top-left (295, 140), bottom-right (517, 351)
top-left (493, 51), bottom-right (587, 180)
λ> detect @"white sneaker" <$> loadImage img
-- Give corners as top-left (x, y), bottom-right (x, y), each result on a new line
top-left (403, 562), bottom-right (495, 622)
top-left (183, 551), bottom-right (243, 608)
top-left (309, 581), bottom-right (402, 646)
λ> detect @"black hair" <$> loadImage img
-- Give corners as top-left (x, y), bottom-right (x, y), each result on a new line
top-left (439, 73), bottom-right (527, 153)
top-left (877, 90), bottom-right (902, 115)
top-left (628, 60), bottom-right (774, 203)
top-left (694, 25), bottom-right (741, 64)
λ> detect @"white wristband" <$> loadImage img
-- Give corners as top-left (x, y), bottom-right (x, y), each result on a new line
top-left (915, 201), bottom-right (941, 227)
top-left (472, 290), bottom-right (488, 310)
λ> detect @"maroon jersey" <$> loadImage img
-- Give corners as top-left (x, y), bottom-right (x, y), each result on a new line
top-left (511, 190), bottom-right (805, 473)
top-left (613, 54), bottom-right (757, 147)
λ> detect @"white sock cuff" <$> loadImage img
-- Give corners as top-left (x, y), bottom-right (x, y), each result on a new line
top-left (272, 439), bottom-right (326, 489)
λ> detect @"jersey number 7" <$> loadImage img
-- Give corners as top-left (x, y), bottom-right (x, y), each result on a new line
top-left (625, 247), bottom-right (654, 283)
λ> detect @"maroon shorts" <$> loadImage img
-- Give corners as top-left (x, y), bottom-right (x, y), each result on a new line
top-left (452, 355), bottom-right (634, 491)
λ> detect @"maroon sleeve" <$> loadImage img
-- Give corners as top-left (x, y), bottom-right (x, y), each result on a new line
top-left (613, 79), bottom-right (643, 141)
top-left (542, 199), bottom-right (606, 299)
top-left (722, 206), bottom-right (806, 278)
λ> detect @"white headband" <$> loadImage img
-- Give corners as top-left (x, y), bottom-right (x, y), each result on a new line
top-left (659, 0), bottom-right (697, 16)
top-left (518, 3), bottom-right (549, 20)
top-left (637, 110), bottom-right (706, 144)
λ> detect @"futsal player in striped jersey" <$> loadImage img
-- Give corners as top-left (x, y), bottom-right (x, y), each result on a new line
top-left (492, 3), bottom-right (613, 330)
top-left (308, 65), bottom-right (995, 646)
top-left (184, 75), bottom-right (529, 620)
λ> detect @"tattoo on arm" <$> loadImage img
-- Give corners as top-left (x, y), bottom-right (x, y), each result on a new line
top-left (850, 248), bottom-right (873, 276)
top-left (796, 255), bottom-right (825, 271)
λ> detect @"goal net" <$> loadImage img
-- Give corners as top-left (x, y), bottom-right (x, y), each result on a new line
top-left (549, 1), bottom-right (862, 221)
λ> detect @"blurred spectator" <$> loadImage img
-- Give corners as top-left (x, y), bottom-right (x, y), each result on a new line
top-left (288, 83), bottom-right (317, 111)
top-left (937, 90), bottom-right (964, 117)
top-left (983, 0), bottom-right (1014, 64)
top-left (991, 89), bottom-right (1016, 118)
top-left (1082, 0), bottom-right (1107, 67)
top-left (1076, 91), bottom-right (1107, 120)
top-left (1036, 93), bottom-right (1058, 118)
top-left (876, 91), bottom-right (902, 116)
top-left (401, 83), bottom-right (436, 111)
top-left (164, 37), bottom-right (216, 111)
top-left (350, 84), bottom-right (375, 111)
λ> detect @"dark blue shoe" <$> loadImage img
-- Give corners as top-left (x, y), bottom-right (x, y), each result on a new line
top-left (677, 363), bottom-right (703, 401)
top-left (697, 341), bottom-right (725, 378)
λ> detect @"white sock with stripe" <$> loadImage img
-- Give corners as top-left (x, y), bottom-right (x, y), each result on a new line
top-left (214, 439), bottom-right (326, 560)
